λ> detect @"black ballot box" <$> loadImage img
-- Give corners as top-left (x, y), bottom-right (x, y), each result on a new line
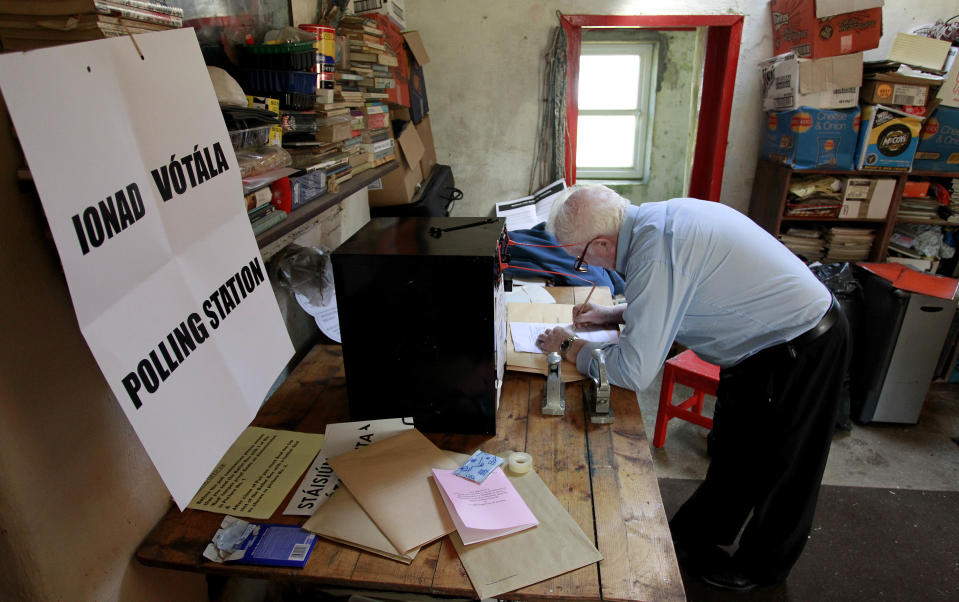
top-left (331, 217), bottom-right (508, 434)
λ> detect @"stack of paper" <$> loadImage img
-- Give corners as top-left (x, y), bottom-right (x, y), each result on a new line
top-left (432, 466), bottom-right (538, 545)
top-left (444, 459), bottom-right (603, 600)
top-left (823, 227), bottom-right (875, 262)
top-left (778, 227), bottom-right (825, 261)
top-left (326, 429), bottom-right (459, 554)
top-left (296, 418), bottom-right (420, 562)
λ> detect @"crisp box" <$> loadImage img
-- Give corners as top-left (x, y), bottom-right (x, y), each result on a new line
top-left (912, 105), bottom-right (959, 172)
top-left (760, 51), bottom-right (863, 110)
top-left (760, 106), bottom-right (861, 169)
top-left (854, 104), bottom-right (923, 172)
top-left (770, 0), bottom-right (883, 59)
top-left (860, 73), bottom-right (931, 107)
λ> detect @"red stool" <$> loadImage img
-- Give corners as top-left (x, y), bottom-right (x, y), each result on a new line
top-left (653, 350), bottom-right (720, 448)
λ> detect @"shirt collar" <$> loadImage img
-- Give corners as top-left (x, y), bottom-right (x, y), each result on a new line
top-left (615, 204), bottom-right (640, 274)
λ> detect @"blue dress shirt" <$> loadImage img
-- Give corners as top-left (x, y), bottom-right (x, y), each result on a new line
top-left (576, 199), bottom-right (832, 391)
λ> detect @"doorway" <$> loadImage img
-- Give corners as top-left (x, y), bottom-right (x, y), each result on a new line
top-left (561, 14), bottom-right (744, 202)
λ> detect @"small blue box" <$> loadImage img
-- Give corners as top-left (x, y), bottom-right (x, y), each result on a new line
top-left (912, 105), bottom-right (959, 173)
top-left (760, 106), bottom-right (860, 170)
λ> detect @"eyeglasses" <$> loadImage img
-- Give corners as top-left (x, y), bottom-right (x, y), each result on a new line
top-left (573, 237), bottom-right (598, 273)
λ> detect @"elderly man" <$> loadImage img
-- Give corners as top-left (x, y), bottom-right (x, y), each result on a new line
top-left (536, 185), bottom-right (849, 592)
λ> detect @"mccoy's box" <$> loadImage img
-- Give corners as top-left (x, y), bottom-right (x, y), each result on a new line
top-left (912, 105), bottom-right (959, 172)
top-left (760, 51), bottom-right (863, 110)
top-left (770, 0), bottom-right (882, 59)
top-left (855, 104), bottom-right (923, 172)
top-left (760, 106), bottom-right (861, 169)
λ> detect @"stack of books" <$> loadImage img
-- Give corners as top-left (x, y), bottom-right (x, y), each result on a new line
top-left (823, 227), bottom-right (875, 263)
top-left (0, 0), bottom-right (182, 50)
top-left (338, 15), bottom-right (397, 102)
top-left (898, 197), bottom-right (940, 220)
top-left (778, 227), bottom-right (825, 262)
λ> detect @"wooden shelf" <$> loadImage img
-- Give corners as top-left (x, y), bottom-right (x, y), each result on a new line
top-left (255, 161), bottom-right (398, 248)
top-left (896, 217), bottom-right (957, 226)
top-left (781, 216), bottom-right (886, 223)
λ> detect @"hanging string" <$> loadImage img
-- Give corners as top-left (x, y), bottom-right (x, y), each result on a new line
top-left (529, 12), bottom-right (568, 194)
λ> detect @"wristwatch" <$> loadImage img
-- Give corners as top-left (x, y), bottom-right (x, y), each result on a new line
top-left (559, 335), bottom-right (579, 360)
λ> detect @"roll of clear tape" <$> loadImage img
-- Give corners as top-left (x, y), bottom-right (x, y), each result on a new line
top-left (508, 452), bottom-right (533, 475)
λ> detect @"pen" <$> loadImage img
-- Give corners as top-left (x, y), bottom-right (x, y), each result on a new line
top-left (574, 284), bottom-right (596, 320)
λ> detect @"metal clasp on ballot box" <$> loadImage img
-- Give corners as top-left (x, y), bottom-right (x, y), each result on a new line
top-left (585, 348), bottom-right (614, 424)
top-left (542, 352), bottom-right (566, 415)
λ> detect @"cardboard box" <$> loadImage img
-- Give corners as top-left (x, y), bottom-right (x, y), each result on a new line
top-left (403, 31), bottom-right (430, 123)
top-left (887, 32), bottom-right (953, 72)
top-left (770, 0), bottom-right (882, 59)
top-left (368, 120), bottom-right (425, 206)
top-left (860, 74), bottom-right (931, 106)
top-left (937, 48), bottom-right (959, 108)
top-left (839, 177), bottom-right (895, 218)
top-left (351, 0), bottom-right (406, 30)
top-left (760, 52), bottom-right (862, 110)
top-left (912, 105), bottom-right (959, 172)
top-left (416, 114), bottom-right (436, 177)
top-left (855, 104), bottom-right (923, 172)
top-left (760, 106), bottom-right (861, 169)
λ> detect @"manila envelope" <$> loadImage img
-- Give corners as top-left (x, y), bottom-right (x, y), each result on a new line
top-left (451, 465), bottom-right (604, 600)
top-left (506, 298), bottom-right (615, 383)
top-left (327, 428), bottom-right (459, 554)
top-left (302, 485), bottom-right (420, 564)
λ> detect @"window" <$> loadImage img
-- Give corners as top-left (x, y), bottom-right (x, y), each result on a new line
top-left (575, 41), bottom-right (658, 181)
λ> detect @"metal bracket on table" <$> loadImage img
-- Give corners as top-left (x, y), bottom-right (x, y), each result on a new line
top-left (542, 352), bottom-right (566, 416)
top-left (585, 348), bottom-right (614, 424)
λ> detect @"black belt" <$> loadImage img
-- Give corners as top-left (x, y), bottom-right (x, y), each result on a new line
top-left (790, 297), bottom-right (841, 348)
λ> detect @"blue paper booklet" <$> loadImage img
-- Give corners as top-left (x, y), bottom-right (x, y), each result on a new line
top-left (204, 516), bottom-right (317, 568)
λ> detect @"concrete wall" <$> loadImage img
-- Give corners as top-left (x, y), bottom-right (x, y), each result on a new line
top-left (406, 0), bottom-right (958, 215)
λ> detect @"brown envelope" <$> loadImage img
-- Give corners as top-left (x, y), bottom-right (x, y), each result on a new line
top-left (451, 466), bottom-right (603, 600)
top-left (327, 428), bottom-right (459, 554)
top-left (302, 485), bottom-right (420, 564)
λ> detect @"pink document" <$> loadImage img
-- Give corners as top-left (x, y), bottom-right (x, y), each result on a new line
top-left (432, 467), bottom-right (538, 545)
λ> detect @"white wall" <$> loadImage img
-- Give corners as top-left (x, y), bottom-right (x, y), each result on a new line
top-left (405, 0), bottom-right (958, 215)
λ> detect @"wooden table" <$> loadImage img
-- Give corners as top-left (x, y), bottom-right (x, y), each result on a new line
top-left (136, 287), bottom-right (685, 601)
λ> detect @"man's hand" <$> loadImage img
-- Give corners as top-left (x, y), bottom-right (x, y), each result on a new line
top-left (536, 325), bottom-right (576, 354)
top-left (572, 302), bottom-right (624, 329)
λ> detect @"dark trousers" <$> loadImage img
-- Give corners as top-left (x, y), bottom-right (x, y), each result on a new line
top-left (669, 312), bottom-right (850, 583)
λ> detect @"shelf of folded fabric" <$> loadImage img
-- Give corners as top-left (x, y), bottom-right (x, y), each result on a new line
top-left (254, 159), bottom-right (398, 248)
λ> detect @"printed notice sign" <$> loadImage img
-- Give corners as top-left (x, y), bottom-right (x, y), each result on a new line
top-left (0, 29), bottom-right (295, 509)
top-left (189, 427), bottom-right (324, 519)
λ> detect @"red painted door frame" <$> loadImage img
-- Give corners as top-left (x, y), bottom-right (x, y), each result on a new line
top-left (561, 14), bottom-right (744, 202)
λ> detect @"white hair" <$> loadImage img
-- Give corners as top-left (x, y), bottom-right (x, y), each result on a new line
top-left (547, 184), bottom-right (629, 245)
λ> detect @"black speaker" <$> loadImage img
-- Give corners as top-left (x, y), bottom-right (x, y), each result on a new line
top-left (331, 217), bottom-right (507, 434)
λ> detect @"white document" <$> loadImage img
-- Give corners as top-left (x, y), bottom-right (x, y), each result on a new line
top-left (503, 284), bottom-right (557, 305)
top-left (283, 417), bottom-right (415, 516)
top-left (495, 179), bottom-right (567, 232)
top-left (0, 30), bottom-right (294, 510)
top-left (509, 321), bottom-right (619, 353)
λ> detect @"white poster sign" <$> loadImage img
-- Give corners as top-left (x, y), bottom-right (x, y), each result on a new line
top-left (0, 29), bottom-right (294, 509)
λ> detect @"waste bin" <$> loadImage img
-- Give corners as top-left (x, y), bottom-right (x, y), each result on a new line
top-left (851, 263), bottom-right (959, 424)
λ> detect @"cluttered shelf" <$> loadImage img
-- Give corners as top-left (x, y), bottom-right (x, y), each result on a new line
top-left (254, 160), bottom-right (397, 248)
